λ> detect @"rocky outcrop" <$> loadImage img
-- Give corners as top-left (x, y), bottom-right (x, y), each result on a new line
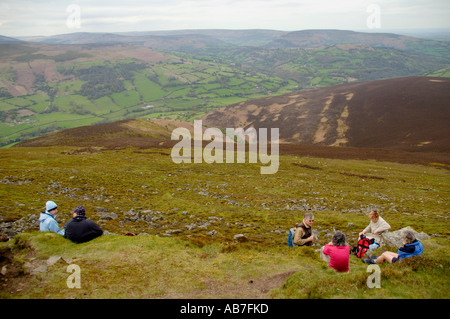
top-left (381, 226), bottom-right (430, 248)
top-left (0, 214), bottom-right (40, 239)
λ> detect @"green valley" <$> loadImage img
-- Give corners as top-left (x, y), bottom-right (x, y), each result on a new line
top-left (1, 29), bottom-right (450, 147)
top-left (0, 44), bottom-right (297, 147)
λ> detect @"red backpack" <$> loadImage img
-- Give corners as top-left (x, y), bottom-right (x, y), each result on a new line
top-left (354, 235), bottom-right (375, 258)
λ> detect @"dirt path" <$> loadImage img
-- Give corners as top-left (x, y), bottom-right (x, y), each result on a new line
top-left (165, 270), bottom-right (297, 299)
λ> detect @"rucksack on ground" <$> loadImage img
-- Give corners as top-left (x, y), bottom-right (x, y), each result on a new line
top-left (351, 235), bottom-right (375, 258)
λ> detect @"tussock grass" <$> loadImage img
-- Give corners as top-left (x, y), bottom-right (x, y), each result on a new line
top-left (1, 232), bottom-right (306, 298)
top-left (1, 231), bottom-right (448, 299)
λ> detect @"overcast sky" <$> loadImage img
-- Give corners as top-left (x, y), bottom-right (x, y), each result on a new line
top-left (1, 0), bottom-right (449, 37)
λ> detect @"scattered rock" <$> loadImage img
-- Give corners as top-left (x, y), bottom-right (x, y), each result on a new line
top-left (185, 223), bottom-right (197, 231)
top-left (312, 229), bottom-right (320, 241)
top-left (206, 230), bottom-right (217, 236)
top-left (46, 256), bottom-right (62, 267)
top-left (98, 212), bottom-right (118, 221)
top-left (0, 214), bottom-right (40, 239)
top-left (164, 229), bottom-right (182, 236)
top-left (24, 260), bottom-right (47, 274)
top-left (103, 230), bottom-right (118, 236)
top-left (234, 234), bottom-right (248, 242)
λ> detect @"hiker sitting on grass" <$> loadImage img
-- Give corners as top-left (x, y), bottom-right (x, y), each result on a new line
top-left (363, 229), bottom-right (424, 264)
top-left (321, 231), bottom-right (350, 272)
top-left (64, 205), bottom-right (103, 244)
top-left (359, 210), bottom-right (391, 252)
top-left (293, 213), bottom-right (315, 246)
top-left (39, 201), bottom-right (65, 236)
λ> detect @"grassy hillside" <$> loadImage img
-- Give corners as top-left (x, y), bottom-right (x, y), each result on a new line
top-left (1, 231), bottom-right (448, 299)
top-left (0, 145), bottom-right (449, 298)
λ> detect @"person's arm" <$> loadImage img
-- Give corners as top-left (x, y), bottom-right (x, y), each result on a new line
top-left (360, 224), bottom-right (371, 236)
top-left (374, 217), bottom-right (391, 234)
top-left (91, 222), bottom-right (103, 236)
top-left (397, 243), bottom-right (415, 260)
top-left (293, 227), bottom-right (307, 246)
top-left (85, 220), bottom-right (103, 239)
top-left (322, 243), bottom-right (332, 256)
top-left (48, 218), bottom-right (65, 236)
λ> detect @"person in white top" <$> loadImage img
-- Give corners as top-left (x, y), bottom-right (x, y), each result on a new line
top-left (359, 210), bottom-right (391, 249)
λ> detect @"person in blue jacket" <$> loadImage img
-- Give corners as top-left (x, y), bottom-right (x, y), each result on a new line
top-left (39, 201), bottom-right (65, 236)
top-left (363, 229), bottom-right (423, 264)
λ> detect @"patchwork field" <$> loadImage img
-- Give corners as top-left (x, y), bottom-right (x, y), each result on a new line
top-left (0, 43), bottom-right (298, 147)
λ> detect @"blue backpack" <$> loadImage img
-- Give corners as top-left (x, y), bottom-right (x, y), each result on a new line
top-left (288, 227), bottom-right (297, 247)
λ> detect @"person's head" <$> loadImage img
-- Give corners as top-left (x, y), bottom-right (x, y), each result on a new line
top-left (72, 205), bottom-right (86, 218)
top-left (402, 230), bottom-right (416, 245)
top-left (368, 210), bottom-right (379, 222)
top-left (303, 213), bottom-right (314, 227)
top-left (45, 201), bottom-right (58, 215)
top-left (331, 231), bottom-right (346, 246)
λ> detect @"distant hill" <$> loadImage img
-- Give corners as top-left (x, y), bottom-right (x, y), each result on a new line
top-left (266, 29), bottom-right (413, 49)
top-left (0, 35), bottom-right (23, 44)
top-left (15, 118), bottom-right (193, 148)
top-left (265, 29), bottom-right (450, 58)
top-left (202, 76), bottom-right (450, 153)
top-left (33, 32), bottom-right (229, 51)
top-left (117, 29), bottom-right (285, 46)
top-left (27, 29), bottom-right (450, 58)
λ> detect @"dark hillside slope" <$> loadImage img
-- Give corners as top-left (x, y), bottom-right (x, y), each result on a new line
top-left (202, 76), bottom-right (450, 153)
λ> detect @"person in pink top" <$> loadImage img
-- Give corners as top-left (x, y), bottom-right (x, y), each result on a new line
top-left (321, 231), bottom-right (350, 272)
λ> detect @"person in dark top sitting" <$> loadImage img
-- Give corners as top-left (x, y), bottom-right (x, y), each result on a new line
top-left (64, 205), bottom-right (103, 243)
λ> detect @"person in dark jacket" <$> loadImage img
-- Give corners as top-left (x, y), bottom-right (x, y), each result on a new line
top-left (64, 205), bottom-right (103, 243)
top-left (363, 229), bottom-right (423, 264)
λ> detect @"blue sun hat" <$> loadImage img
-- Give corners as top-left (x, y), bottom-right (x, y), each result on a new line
top-left (46, 201), bottom-right (58, 213)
